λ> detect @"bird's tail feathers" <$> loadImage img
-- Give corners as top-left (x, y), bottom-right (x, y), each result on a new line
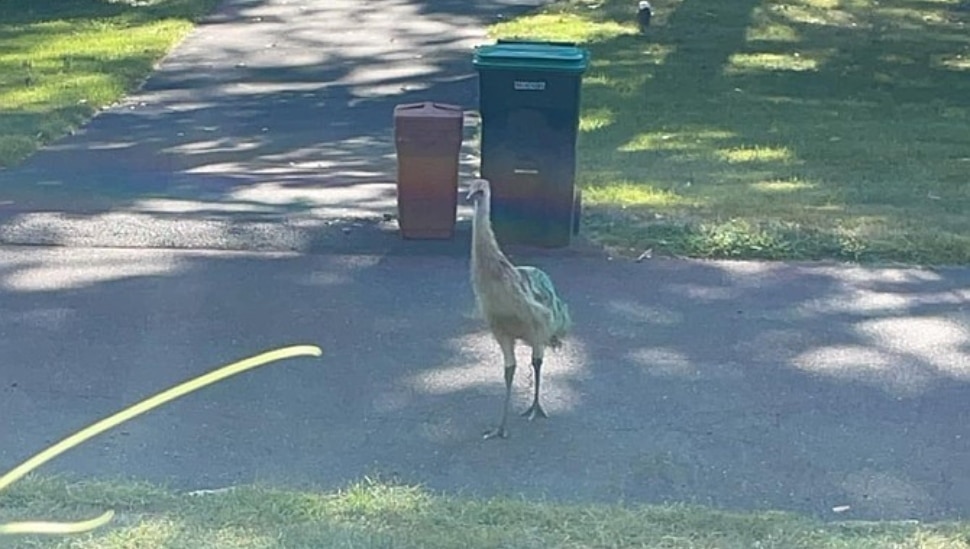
top-left (548, 302), bottom-right (571, 350)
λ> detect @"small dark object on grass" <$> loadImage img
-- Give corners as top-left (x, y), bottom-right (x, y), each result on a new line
top-left (637, 0), bottom-right (653, 33)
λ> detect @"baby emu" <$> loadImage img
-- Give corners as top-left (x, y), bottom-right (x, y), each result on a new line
top-left (466, 178), bottom-right (572, 440)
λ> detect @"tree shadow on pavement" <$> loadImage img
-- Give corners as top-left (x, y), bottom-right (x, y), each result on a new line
top-left (0, 0), bottom-right (545, 243)
top-left (0, 247), bottom-right (968, 522)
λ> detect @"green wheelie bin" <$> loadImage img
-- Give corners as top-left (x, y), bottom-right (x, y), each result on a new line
top-left (473, 39), bottom-right (590, 247)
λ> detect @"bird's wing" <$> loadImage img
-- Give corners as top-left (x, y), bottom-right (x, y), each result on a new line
top-left (516, 266), bottom-right (572, 340)
top-left (515, 266), bottom-right (556, 307)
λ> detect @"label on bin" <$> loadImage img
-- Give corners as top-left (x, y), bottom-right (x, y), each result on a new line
top-left (513, 80), bottom-right (546, 91)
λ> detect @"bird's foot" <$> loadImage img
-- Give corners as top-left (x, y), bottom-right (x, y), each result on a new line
top-left (483, 426), bottom-right (508, 440)
top-left (521, 401), bottom-right (548, 421)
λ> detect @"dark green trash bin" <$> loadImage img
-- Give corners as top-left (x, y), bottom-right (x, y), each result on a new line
top-left (473, 39), bottom-right (590, 248)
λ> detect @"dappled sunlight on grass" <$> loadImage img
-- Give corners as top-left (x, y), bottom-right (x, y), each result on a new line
top-left (6, 475), bottom-right (970, 548)
top-left (715, 146), bottom-right (797, 164)
top-left (580, 180), bottom-right (695, 208)
top-left (0, 0), bottom-right (220, 167)
top-left (726, 52), bottom-right (823, 73)
top-left (492, 0), bottom-right (970, 263)
top-left (701, 181), bottom-right (840, 215)
top-left (618, 130), bottom-right (736, 153)
top-left (937, 53), bottom-right (970, 71)
top-left (76, 519), bottom-right (183, 548)
top-left (749, 179), bottom-right (816, 193)
top-left (584, 70), bottom-right (648, 97)
top-left (0, 74), bottom-right (121, 112)
top-left (334, 481), bottom-right (431, 518)
top-left (745, 19), bottom-right (802, 42)
top-left (489, 12), bottom-right (632, 43)
top-left (770, 1), bottom-right (865, 28)
top-left (578, 106), bottom-right (614, 131)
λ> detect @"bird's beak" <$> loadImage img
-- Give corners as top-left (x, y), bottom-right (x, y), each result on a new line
top-left (466, 189), bottom-right (482, 202)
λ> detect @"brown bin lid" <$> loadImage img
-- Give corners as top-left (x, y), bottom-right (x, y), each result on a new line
top-left (393, 101), bottom-right (463, 118)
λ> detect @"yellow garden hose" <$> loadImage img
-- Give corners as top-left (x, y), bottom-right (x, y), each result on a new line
top-left (0, 344), bottom-right (323, 536)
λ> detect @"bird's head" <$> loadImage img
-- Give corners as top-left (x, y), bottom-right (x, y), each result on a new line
top-left (465, 178), bottom-right (491, 203)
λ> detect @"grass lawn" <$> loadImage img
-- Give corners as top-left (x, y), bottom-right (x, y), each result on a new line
top-left (2, 475), bottom-right (970, 548)
top-left (490, 0), bottom-right (970, 265)
top-left (0, 0), bottom-right (220, 168)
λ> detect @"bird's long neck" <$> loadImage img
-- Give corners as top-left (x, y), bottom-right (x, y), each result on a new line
top-left (471, 190), bottom-right (507, 274)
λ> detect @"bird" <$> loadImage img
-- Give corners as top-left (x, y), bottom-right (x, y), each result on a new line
top-left (637, 0), bottom-right (653, 34)
top-left (465, 178), bottom-right (572, 440)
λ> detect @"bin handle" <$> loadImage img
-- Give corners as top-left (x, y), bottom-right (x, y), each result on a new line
top-left (496, 38), bottom-right (579, 48)
top-left (394, 101), bottom-right (462, 112)
top-left (513, 154), bottom-right (540, 175)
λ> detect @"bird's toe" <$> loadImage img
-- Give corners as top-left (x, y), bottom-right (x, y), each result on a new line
top-left (521, 402), bottom-right (548, 421)
top-left (483, 427), bottom-right (508, 440)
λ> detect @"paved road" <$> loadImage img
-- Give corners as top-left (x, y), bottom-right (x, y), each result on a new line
top-left (0, 246), bottom-right (968, 521)
top-left (2, 0), bottom-right (970, 525)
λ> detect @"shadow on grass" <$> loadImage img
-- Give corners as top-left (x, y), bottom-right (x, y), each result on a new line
top-left (0, 0), bottom-right (225, 168)
top-left (498, 0), bottom-right (970, 263)
top-left (0, 0), bottom-right (218, 27)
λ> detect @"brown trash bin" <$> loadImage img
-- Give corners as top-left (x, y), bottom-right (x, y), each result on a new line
top-left (393, 102), bottom-right (464, 239)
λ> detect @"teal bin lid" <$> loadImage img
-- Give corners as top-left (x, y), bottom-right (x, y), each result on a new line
top-left (473, 39), bottom-right (589, 73)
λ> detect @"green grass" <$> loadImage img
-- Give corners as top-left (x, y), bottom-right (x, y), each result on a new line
top-left (490, 0), bottom-right (970, 264)
top-left (3, 475), bottom-right (970, 548)
top-left (0, 0), bottom-right (220, 168)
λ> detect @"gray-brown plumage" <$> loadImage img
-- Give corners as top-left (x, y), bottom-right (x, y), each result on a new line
top-left (465, 178), bottom-right (572, 440)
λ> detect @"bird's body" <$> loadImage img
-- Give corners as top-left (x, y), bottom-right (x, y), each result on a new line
top-left (466, 178), bottom-right (571, 439)
top-left (637, 0), bottom-right (653, 33)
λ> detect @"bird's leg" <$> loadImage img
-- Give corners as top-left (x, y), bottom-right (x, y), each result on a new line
top-left (483, 363), bottom-right (515, 440)
top-left (484, 337), bottom-right (516, 440)
top-left (521, 350), bottom-right (548, 421)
